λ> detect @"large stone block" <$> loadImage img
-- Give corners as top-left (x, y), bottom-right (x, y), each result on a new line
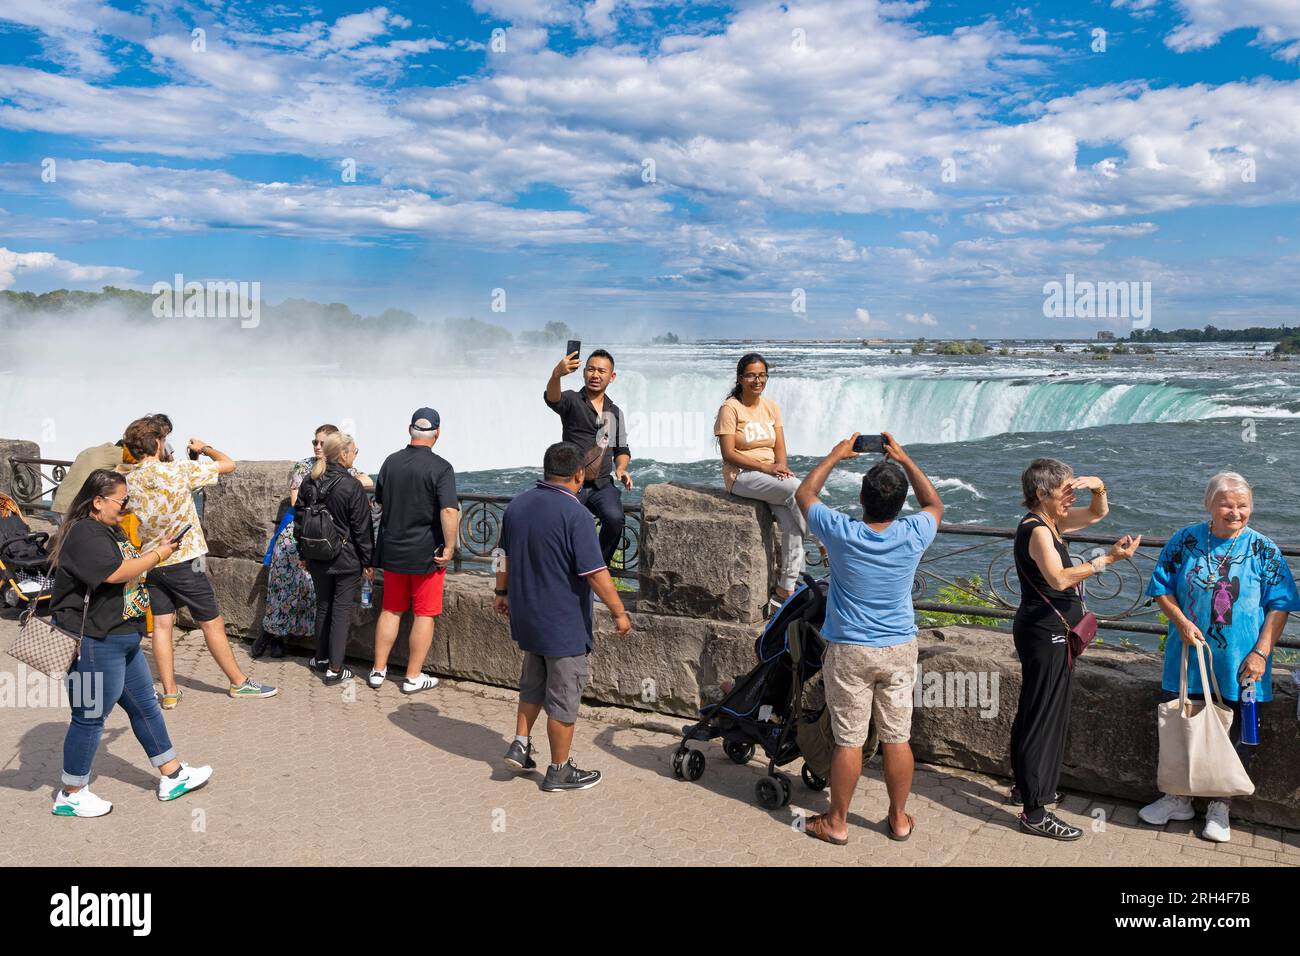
top-left (186, 555), bottom-right (268, 636)
top-left (910, 626), bottom-right (1300, 830)
top-left (638, 482), bottom-right (775, 624)
top-left (0, 439), bottom-right (42, 502)
top-left (433, 574), bottom-right (759, 717)
top-left (203, 460), bottom-right (296, 561)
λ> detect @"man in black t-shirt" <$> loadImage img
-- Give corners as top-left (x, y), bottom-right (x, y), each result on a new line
top-left (544, 348), bottom-right (633, 566)
top-left (369, 407), bottom-right (460, 694)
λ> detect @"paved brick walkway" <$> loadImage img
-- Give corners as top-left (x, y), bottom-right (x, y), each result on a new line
top-left (2, 619), bottom-right (1296, 867)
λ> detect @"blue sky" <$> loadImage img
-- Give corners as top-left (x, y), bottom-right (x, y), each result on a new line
top-left (1, 0), bottom-right (1298, 339)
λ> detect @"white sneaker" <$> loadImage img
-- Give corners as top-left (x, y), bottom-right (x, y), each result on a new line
top-left (52, 787), bottom-right (113, 818)
top-left (1138, 793), bottom-right (1195, 825)
top-left (1202, 800), bottom-right (1232, 842)
top-left (401, 673), bottom-right (439, 695)
top-left (158, 762), bottom-right (214, 802)
top-left (368, 669), bottom-right (386, 689)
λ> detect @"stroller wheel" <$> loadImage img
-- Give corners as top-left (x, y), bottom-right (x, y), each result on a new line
top-left (723, 740), bottom-right (755, 765)
top-left (755, 774), bottom-right (791, 810)
top-left (801, 764), bottom-right (828, 791)
top-left (671, 746), bottom-right (688, 779)
top-left (685, 749), bottom-right (706, 781)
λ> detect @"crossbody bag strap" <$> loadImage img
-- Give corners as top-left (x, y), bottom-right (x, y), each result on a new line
top-left (78, 590), bottom-right (89, 639)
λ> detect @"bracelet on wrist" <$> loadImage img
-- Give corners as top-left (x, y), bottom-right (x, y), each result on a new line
top-left (494, 588), bottom-right (508, 597)
top-left (1248, 649), bottom-right (1268, 663)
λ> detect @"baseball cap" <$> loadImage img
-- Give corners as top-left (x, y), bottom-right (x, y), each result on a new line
top-left (410, 407), bottom-right (440, 431)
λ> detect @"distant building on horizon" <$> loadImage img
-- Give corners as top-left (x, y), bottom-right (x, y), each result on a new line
top-left (1097, 330), bottom-right (1116, 341)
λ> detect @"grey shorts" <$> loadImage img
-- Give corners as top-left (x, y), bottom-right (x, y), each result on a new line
top-left (519, 652), bottom-right (589, 724)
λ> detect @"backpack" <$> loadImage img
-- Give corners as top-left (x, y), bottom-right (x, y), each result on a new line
top-left (298, 473), bottom-right (345, 562)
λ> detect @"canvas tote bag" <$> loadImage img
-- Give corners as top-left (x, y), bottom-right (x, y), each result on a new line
top-left (1156, 641), bottom-right (1255, 799)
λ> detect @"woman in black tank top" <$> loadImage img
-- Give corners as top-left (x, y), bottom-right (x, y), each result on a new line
top-left (1008, 458), bottom-right (1140, 842)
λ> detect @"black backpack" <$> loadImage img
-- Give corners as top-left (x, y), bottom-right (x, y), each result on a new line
top-left (298, 473), bottom-right (345, 562)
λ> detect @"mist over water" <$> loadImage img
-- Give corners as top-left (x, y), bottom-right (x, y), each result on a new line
top-left (3, 321), bottom-right (1296, 476)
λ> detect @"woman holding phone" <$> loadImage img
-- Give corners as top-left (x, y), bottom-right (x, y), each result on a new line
top-left (715, 352), bottom-right (808, 610)
top-left (46, 469), bottom-right (212, 817)
top-left (1010, 458), bottom-right (1139, 840)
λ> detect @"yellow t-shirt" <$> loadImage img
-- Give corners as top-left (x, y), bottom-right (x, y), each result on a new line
top-left (714, 395), bottom-right (784, 492)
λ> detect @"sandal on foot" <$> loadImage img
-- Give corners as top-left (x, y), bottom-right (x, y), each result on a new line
top-left (804, 813), bottom-right (849, 846)
top-left (887, 812), bottom-right (915, 841)
top-left (158, 690), bottom-right (183, 710)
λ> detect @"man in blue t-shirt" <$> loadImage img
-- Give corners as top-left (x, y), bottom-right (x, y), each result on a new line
top-left (494, 442), bottom-right (634, 792)
top-left (794, 432), bottom-right (942, 847)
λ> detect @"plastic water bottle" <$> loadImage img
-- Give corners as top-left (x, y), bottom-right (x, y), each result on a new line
top-left (360, 578), bottom-right (373, 609)
top-left (1239, 681), bottom-right (1259, 746)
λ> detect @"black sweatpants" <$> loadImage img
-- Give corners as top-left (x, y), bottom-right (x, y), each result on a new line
top-left (1009, 627), bottom-right (1073, 814)
top-left (308, 568), bottom-right (361, 671)
top-left (577, 481), bottom-right (625, 565)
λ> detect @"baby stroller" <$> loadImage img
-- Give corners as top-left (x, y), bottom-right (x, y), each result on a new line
top-left (673, 573), bottom-right (833, 810)
top-left (0, 496), bottom-right (54, 612)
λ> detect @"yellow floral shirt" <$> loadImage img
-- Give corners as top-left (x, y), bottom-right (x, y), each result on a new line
top-left (125, 459), bottom-right (221, 566)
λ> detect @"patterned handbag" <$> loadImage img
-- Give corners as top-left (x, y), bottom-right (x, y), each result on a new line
top-left (7, 593), bottom-right (88, 678)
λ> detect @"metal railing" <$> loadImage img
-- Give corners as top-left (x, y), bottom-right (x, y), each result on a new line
top-left (6, 457), bottom-right (69, 515)
top-left (452, 492), bottom-right (642, 579)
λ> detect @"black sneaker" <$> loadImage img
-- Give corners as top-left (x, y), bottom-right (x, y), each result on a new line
top-left (1009, 786), bottom-right (1062, 806)
top-left (504, 739), bottom-right (536, 771)
top-left (269, 638), bottom-right (286, 659)
top-left (1019, 810), bottom-right (1082, 841)
top-left (541, 758), bottom-right (602, 792)
top-left (307, 656), bottom-right (330, 674)
top-left (322, 667), bottom-right (353, 686)
top-left (250, 631), bottom-right (272, 659)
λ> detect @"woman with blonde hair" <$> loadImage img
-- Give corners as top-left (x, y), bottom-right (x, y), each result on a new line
top-left (253, 423), bottom-right (373, 659)
top-left (293, 432), bottom-right (374, 685)
top-left (1138, 471), bottom-right (1299, 843)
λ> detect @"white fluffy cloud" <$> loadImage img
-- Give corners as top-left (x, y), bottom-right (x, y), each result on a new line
top-left (1161, 0), bottom-right (1300, 57)
top-left (0, 246), bottom-right (139, 290)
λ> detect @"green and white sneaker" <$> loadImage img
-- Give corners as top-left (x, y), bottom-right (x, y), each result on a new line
top-left (52, 787), bottom-right (113, 818)
top-left (158, 763), bottom-right (213, 802)
top-left (229, 677), bottom-right (279, 699)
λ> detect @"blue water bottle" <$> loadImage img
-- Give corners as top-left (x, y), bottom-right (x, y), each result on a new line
top-left (1239, 681), bottom-right (1259, 746)
top-left (360, 578), bottom-right (373, 609)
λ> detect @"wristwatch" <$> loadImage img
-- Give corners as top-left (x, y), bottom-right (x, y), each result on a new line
top-left (494, 588), bottom-right (508, 597)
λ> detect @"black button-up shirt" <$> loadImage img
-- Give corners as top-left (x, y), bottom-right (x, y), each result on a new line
top-left (544, 388), bottom-right (631, 482)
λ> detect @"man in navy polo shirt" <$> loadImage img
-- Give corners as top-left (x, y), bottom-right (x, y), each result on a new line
top-left (494, 442), bottom-right (633, 791)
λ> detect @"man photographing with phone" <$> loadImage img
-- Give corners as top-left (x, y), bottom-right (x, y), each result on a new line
top-left (545, 346), bottom-right (633, 568)
top-left (793, 431), bottom-right (943, 847)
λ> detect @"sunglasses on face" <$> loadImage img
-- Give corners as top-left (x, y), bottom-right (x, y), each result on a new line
top-left (103, 495), bottom-right (129, 507)
top-left (742, 373), bottom-right (768, 382)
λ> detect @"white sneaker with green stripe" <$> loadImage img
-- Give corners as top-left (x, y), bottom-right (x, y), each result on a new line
top-left (52, 787), bottom-right (113, 818)
top-left (229, 677), bottom-right (278, 698)
top-left (158, 763), bottom-right (213, 802)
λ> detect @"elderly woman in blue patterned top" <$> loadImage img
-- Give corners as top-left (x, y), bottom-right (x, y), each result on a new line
top-left (1139, 471), bottom-right (1299, 844)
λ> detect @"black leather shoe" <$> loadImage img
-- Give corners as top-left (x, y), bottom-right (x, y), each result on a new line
top-left (249, 631), bottom-right (272, 659)
top-left (269, 638), bottom-right (286, 659)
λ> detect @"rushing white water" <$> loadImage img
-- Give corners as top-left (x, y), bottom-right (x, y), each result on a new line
top-left (2, 342), bottom-right (1296, 472)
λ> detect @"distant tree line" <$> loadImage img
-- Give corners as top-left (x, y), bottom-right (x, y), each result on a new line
top-left (1127, 324), bottom-right (1294, 343)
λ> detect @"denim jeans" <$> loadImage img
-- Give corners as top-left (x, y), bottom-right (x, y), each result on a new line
top-left (62, 632), bottom-right (176, 786)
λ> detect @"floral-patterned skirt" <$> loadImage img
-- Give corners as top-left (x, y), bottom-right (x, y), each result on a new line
top-left (261, 524), bottom-right (315, 637)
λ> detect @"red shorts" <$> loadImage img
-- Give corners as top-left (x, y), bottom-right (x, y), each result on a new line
top-left (380, 569), bottom-right (445, 617)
